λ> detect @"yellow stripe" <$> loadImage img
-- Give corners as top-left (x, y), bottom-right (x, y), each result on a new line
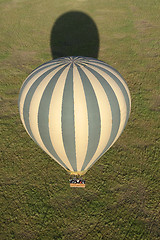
top-left (87, 64), bottom-right (127, 147)
top-left (19, 64), bottom-right (61, 133)
top-left (91, 62), bottom-right (131, 107)
top-left (73, 64), bottom-right (88, 172)
top-left (81, 67), bottom-right (112, 171)
top-left (88, 64), bottom-right (127, 144)
top-left (48, 65), bottom-right (74, 171)
top-left (29, 66), bottom-right (67, 168)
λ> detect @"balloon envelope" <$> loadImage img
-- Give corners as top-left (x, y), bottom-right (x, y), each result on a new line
top-left (19, 56), bottom-right (131, 175)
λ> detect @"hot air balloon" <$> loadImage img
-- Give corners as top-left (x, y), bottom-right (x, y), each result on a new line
top-left (18, 56), bottom-right (131, 187)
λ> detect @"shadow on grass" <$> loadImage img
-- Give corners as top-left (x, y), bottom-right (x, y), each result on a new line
top-left (50, 11), bottom-right (99, 59)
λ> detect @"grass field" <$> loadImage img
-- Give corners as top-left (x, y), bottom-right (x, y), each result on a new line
top-left (0, 0), bottom-right (160, 239)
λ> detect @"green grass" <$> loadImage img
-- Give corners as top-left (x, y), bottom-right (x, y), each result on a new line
top-left (0, 0), bottom-right (160, 239)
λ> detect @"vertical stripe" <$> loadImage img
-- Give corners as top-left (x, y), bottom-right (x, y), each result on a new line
top-left (23, 66), bottom-right (62, 143)
top-left (94, 60), bottom-right (131, 106)
top-left (48, 65), bottom-right (74, 171)
top-left (88, 62), bottom-right (131, 117)
top-left (62, 64), bottom-right (77, 171)
top-left (77, 65), bottom-right (101, 171)
top-left (80, 63), bottom-right (123, 147)
top-left (19, 61), bottom-right (64, 103)
top-left (73, 64), bottom-right (88, 171)
top-left (79, 65), bottom-right (112, 171)
top-left (38, 65), bottom-right (70, 170)
top-left (84, 63), bottom-right (129, 139)
top-left (29, 67), bottom-right (68, 160)
top-left (19, 64), bottom-right (64, 136)
top-left (80, 62), bottom-right (130, 170)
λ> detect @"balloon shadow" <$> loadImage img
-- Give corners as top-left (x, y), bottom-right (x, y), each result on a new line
top-left (50, 11), bottom-right (99, 59)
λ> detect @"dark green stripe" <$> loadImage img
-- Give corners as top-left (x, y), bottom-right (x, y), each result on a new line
top-left (18, 61), bottom-right (64, 108)
top-left (23, 66), bottom-right (63, 145)
top-left (38, 65), bottom-right (70, 170)
top-left (86, 62), bottom-right (131, 127)
top-left (76, 65), bottom-right (101, 171)
top-left (82, 64), bottom-right (120, 146)
top-left (62, 64), bottom-right (77, 171)
top-left (79, 63), bottom-right (121, 169)
top-left (87, 58), bottom-right (121, 75)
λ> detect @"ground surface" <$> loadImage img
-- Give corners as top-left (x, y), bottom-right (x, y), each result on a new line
top-left (0, 0), bottom-right (160, 239)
